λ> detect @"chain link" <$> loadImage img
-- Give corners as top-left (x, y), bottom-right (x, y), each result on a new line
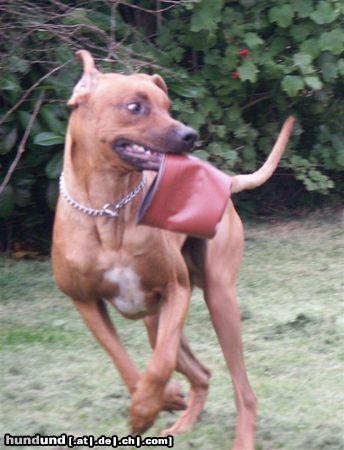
top-left (59, 174), bottom-right (146, 218)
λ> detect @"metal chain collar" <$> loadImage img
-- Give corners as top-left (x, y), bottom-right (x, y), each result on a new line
top-left (59, 173), bottom-right (146, 218)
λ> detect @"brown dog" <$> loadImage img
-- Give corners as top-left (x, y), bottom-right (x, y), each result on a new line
top-left (52, 50), bottom-right (294, 450)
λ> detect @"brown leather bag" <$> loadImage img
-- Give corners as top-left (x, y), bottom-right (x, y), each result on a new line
top-left (137, 154), bottom-right (232, 239)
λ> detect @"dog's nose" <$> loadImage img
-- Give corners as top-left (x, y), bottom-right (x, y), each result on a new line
top-left (176, 126), bottom-right (198, 151)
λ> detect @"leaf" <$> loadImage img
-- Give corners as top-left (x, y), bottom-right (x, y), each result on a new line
top-left (269, 5), bottom-right (294, 28)
top-left (319, 30), bottom-right (344, 55)
top-left (190, 0), bottom-right (224, 33)
top-left (40, 106), bottom-right (66, 134)
top-left (187, 111), bottom-right (206, 129)
top-left (36, 30), bottom-right (53, 42)
top-left (242, 145), bottom-right (256, 170)
top-left (293, 53), bottom-right (312, 66)
top-left (299, 38), bottom-right (320, 59)
top-left (63, 7), bottom-right (92, 26)
top-left (22, 147), bottom-right (51, 169)
top-left (269, 37), bottom-right (289, 56)
top-left (34, 132), bottom-right (64, 146)
top-left (202, 97), bottom-right (220, 116)
top-left (291, 0), bottom-right (314, 18)
top-left (9, 55), bottom-right (30, 75)
top-left (304, 76), bottom-right (323, 90)
top-left (0, 185), bottom-right (14, 218)
top-left (4, 126), bottom-right (18, 153)
top-left (331, 134), bottom-right (344, 152)
top-left (262, 60), bottom-right (284, 80)
top-left (18, 111), bottom-right (31, 129)
top-left (293, 53), bottom-right (314, 75)
top-left (223, 149), bottom-right (239, 164)
top-left (281, 76), bottom-right (305, 97)
top-left (239, 0), bottom-right (258, 7)
top-left (290, 24), bottom-right (312, 43)
top-left (310, 1), bottom-right (338, 25)
top-left (169, 46), bottom-right (185, 62)
top-left (1, 75), bottom-right (20, 93)
top-left (237, 60), bottom-right (258, 83)
top-left (193, 149), bottom-right (209, 161)
top-left (45, 152), bottom-right (63, 179)
top-left (183, 30), bottom-right (212, 51)
top-left (338, 59), bottom-right (344, 76)
top-left (88, 10), bottom-right (110, 31)
top-left (204, 52), bottom-right (222, 66)
top-left (168, 83), bottom-right (205, 98)
top-left (319, 52), bottom-right (338, 82)
top-left (244, 32), bottom-right (264, 49)
top-left (54, 46), bottom-right (75, 69)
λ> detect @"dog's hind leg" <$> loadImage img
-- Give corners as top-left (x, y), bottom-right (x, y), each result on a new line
top-left (144, 314), bottom-right (211, 435)
top-left (72, 298), bottom-right (140, 394)
top-left (203, 204), bottom-right (257, 450)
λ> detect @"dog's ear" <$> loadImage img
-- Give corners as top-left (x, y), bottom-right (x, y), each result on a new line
top-left (67, 50), bottom-right (100, 107)
top-left (151, 74), bottom-right (168, 95)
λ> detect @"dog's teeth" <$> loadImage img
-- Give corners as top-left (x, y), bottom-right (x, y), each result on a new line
top-left (124, 143), bottom-right (154, 156)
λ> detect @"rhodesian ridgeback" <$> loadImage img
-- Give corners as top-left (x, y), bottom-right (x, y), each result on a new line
top-left (52, 50), bottom-right (294, 450)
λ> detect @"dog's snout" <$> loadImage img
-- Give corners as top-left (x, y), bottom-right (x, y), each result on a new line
top-left (175, 126), bottom-right (198, 152)
top-left (180, 127), bottom-right (198, 146)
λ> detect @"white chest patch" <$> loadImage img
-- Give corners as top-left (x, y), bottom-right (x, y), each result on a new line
top-left (104, 267), bottom-right (146, 315)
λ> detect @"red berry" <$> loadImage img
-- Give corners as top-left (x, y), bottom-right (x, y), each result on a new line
top-left (239, 49), bottom-right (250, 56)
top-left (232, 71), bottom-right (240, 80)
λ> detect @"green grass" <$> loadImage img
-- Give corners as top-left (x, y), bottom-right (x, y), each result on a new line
top-left (1, 214), bottom-right (343, 450)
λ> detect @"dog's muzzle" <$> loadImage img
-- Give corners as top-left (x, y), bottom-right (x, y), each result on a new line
top-left (112, 125), bottom-right (198, 171)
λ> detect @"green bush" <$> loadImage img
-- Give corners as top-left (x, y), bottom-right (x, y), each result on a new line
top-left (0, 0), bottom-right (343, 250)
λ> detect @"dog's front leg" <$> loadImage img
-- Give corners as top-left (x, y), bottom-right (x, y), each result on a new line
top-left (144, 313), bottom-right (211, 435)
top-left (130, 282), bottom-right (190, 434)
top-left (72, 298), bottom-right (140, 393)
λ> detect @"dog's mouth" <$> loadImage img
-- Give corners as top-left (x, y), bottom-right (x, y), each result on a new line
top-left (112, 139), bottom-right (164, 171)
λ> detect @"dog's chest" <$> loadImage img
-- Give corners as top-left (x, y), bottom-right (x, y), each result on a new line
top-left (103, 267), bottom-right (147, 316)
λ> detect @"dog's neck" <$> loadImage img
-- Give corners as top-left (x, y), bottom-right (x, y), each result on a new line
top-left (62, 141), bottom-right (146, 248)
top-left (63, 163), bottom-right (143, 213)
top-left (63, 129), bottom-right (143, 208)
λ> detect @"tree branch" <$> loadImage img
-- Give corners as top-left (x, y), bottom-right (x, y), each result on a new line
top-left (0, 91), bottom-right (45, 195)
top-left (0, 60), bottom-right (71, 127)
top-left (242, 94), bottom-right (270, 111)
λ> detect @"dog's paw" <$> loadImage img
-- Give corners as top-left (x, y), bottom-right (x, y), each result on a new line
top-left (130, 401), bottom-right (158, 434)
top-left (162, 381), bottom-right (187, 411)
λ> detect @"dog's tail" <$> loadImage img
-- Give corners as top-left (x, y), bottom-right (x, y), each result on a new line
top-left (231, 116), bottom-right (295, 194)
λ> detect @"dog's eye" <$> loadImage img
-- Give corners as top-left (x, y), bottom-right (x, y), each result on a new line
top-left (127, 102), bottom-right (143, 114)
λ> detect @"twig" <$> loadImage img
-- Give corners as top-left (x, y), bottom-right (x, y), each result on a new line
top-left (242, 94), bottom-right (270, 111)
top-left (156, 1), bottom-right (162, 30)
top-left (0, 59), bottom-right (71, 126)
top-left (120, 1), bottom-right (177, 14)
top-left (107, 0), bottom-right (121, 58)
top-left (0, 91), bottom-right (45, 195)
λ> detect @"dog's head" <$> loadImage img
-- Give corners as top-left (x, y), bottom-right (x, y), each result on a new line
top-left (67, 50), bottom-right (197, 171)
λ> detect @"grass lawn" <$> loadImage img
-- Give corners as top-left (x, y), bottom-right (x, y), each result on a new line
top-left (1, 213), bottom-right (343, 450)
